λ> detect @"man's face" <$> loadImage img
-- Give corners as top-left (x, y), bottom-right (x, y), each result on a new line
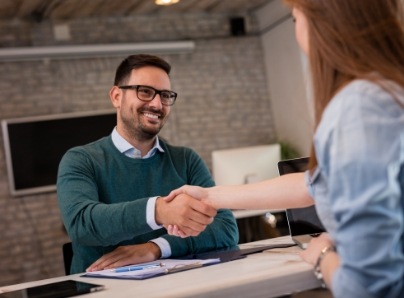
top-left (111, 66), bottom-right (172, 142)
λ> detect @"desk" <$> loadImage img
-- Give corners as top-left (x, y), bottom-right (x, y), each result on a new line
top-left (0, 237), bottom-right (322, 298)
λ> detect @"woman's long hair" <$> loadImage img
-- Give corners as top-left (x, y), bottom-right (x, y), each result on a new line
top-left (283, 0), bottom-right (404, 168)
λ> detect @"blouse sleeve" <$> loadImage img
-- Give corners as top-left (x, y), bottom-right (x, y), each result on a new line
top-left (315, 81), bottom-right (404, 298)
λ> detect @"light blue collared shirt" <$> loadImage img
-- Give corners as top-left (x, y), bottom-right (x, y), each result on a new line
top-left (111, 128), bottom-right (164, 159)
top-left (111, 128), bottom-right (171, 258)
top-left (306, 78), bottom-right (404, 298)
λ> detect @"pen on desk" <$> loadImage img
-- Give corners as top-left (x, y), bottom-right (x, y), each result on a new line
top-left (165, 262), bottom-right (202, 274)
top-left (113, 263), bottom-right (163, 273)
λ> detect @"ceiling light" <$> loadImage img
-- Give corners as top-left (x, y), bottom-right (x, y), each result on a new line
top-left (155, 0), bottom-right (180, 6)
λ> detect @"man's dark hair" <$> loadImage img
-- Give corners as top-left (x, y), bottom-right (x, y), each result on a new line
top-left (114, 54), bottom-right (171, 86)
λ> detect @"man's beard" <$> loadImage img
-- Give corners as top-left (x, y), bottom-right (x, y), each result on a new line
top-left (120, 107), bottom-right (166, 142)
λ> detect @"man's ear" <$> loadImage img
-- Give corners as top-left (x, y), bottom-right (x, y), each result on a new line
top-left (110, 86), bottom-right (121, 108)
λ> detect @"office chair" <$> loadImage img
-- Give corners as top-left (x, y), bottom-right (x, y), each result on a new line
top-left (62, 242), bottom-right (73, 275)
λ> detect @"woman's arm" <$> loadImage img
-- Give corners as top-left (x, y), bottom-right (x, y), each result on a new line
top-left (165, 172), bottom-right (314, 210)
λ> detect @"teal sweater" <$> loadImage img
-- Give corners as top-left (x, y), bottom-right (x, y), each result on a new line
top-left (57, 136), bottom-right (239, 274)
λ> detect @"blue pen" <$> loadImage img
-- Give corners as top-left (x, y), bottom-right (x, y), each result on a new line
top-left (113, 263), bottom-right (162, 273)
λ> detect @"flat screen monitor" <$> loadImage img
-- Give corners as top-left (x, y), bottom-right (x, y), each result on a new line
top-left (212, 144), bottom-right (281, 185)
top-left (1, 110), bottom-right (116, 196)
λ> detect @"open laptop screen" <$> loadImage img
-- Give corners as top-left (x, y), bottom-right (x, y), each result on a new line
top-left (278, 157), bottom-right (325, 236)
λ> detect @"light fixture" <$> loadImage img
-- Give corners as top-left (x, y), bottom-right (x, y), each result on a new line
top-left (155, 0), bottom-right (180, 6)
top-left (0, 41), bottom-right (195, 61)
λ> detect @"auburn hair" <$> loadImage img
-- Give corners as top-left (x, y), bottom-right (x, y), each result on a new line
top-left (283, 0), bottom-right (404, 168)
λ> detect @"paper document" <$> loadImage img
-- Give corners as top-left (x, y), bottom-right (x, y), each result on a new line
top-left (82, 258), bottom-right (220, 280)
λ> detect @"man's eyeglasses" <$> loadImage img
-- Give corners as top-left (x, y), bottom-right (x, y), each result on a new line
top-left (119, 85), bottom-right (177, 106)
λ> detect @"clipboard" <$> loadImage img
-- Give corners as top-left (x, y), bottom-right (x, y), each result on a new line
top-left (82, 258), bottom-right (220, 280)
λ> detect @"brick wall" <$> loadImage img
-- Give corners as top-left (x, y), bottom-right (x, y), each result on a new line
top-left (0, 13), bottom-right (276, 286)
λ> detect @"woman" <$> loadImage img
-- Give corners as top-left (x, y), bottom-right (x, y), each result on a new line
top-left (165, 0), bottom-right (404, 297)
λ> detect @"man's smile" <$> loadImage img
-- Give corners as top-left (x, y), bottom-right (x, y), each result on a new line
top-left (143, 112), bottom-right (160, 120)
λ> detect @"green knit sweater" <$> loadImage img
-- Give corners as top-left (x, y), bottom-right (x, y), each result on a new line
top-left (57, 136), bottom-right (239, 274)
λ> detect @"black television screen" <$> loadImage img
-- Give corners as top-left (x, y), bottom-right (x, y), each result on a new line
top-left (1, 110), bottom-right (116, 196)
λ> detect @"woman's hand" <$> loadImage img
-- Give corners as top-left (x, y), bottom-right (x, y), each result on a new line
top-left (163, 185), bottom-right (210, 203)
top-left (300, 233), bottom-right (334, 265)
top-left (300, 233), bottom-right (339, 289)
top-left (165, 224), bottom-right (189, 238)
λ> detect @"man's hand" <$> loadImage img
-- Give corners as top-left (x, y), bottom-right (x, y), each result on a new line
top-left (86, 242), bottom-right (161, 272)
top-left (156, 193), bottom-right (217, 237)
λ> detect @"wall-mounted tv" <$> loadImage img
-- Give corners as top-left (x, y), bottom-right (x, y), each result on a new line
top-left (1, 110), bottom-right (116, 197)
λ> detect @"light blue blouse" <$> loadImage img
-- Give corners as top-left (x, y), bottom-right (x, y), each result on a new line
top-left (306, 78), bottom-right (404, 298)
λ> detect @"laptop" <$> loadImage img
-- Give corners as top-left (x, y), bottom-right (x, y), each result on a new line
top-left (277, 157), bottom-right (326, 249)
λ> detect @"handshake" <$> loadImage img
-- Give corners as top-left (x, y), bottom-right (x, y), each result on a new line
top-left (157, 185), bottom-right (217, 238)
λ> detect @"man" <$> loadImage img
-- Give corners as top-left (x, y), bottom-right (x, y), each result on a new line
top-left (57, 54), bottom-right (239, 274)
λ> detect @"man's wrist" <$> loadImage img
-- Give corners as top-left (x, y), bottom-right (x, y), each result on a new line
top-left (147, 241), bottom-right (162, 259)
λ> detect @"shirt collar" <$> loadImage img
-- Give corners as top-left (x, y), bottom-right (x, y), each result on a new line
top-left (111, 127), bottom-right (164, 158)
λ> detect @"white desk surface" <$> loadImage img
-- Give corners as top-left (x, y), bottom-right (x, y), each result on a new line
top-left (0, 237), bottom-right (321, 298)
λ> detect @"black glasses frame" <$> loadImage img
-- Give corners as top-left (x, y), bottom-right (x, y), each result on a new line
top-left (118, 85), bottom-right (177, 106)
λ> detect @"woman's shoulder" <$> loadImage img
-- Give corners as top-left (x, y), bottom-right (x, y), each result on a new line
top-left (328, 77), bottom-right (403, 117)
